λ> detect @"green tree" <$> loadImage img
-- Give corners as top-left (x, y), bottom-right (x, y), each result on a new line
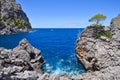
top-left (89, 14), bottom-right (106, 24)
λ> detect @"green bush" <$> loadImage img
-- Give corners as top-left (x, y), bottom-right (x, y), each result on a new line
top-left (18, 22), bottom-right (24, 28)
top-left (0, 21), bottom-right (5, 26)
top-left (7, 19), bottom-right (24, 28)
top-left (96, 31), bottom-right (112, 39)
top-left (9, 19), bottom-right (24, 28)
top-left (8, 19), bottom-right (15, 24)
top-left (2, 16), bottom-right (8, 20)
top-left (91, 23), bottom-right (105, 28)
top-left (24, 22), bottom-right (30, 26)
top-left (14, 19), bottom-right (19, 25)
top-left (7, 19), bottom-right (29, 28)
top-left (16, 20), bottom-right (24, 28)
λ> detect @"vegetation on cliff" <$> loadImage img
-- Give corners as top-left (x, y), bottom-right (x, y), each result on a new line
top-left (0, 21), bottom-right (5, 26)
top-left (0, 0), bottom-right (32, 34)
top-left (89, 13), bottom-right (106, 24)
top-left (75, 14), bottom-right (120, 80)
top-left (88, 14), bottom-right (112, 39)
top-left (96, 30), bottom-right (112, 39)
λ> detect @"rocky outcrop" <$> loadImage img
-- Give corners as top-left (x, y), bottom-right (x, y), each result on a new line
top-left (111, 14), bottom-right (120, 27)
top-left (1, 37), bottom-right (120, 80)
top-left (0, 0), bottom-right (32, 35)
top-left (75, 15), bottom-right (120, 80)
top-left (0, 39), bottom-right (87, 80)
top-left (1, 15), bottom-right (120, 80)
top-left (0, 38), bottom-right (44, 79)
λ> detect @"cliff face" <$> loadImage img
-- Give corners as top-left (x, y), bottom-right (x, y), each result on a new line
top-left (75, 15), bottom-right (120, 80)
top-left (0, 0), bottom-right (32, 34)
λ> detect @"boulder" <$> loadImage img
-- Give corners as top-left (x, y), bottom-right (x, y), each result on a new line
top-left (0, 38), bottom-right (44, 79)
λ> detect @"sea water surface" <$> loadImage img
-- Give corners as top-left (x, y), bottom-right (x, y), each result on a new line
top-left (0, 28), bottom-right (85, 75)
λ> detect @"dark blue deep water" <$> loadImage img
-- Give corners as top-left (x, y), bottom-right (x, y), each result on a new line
top-left (0, 28), bottom-right (85, 75)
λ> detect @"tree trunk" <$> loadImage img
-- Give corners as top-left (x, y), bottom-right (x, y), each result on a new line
top-left (96, 19), bottom-right (99, 24)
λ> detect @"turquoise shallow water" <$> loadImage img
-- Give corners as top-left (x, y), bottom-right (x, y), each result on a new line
top-left (0, 28), bottom-right (85, 75)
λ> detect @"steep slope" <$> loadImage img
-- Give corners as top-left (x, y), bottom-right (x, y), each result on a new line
top-left (75, 14), bottom-right (120, 80)
top-left (0, 0), bottom-right (32, 34)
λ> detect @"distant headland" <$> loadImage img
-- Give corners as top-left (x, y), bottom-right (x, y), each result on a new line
top-left (0, 0), bottom-right (32, 35)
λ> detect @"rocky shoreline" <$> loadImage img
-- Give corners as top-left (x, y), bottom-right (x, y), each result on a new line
top-left (75, 14), bottom-right (120, 80)
top-left (0, 38), bottom-right (86, 80)
top-left (0, 24), bottom-right (120, 80)
top-left (0, 39), bottom-right (44, 79)
top-left (0, 38), bottom-right (84, 80)
top-left (0, 15), bottom-right (120, 80)
top-left (0, 0), bottom-right (120, 78)
top-left (0, 35), bottom-right (119, 80)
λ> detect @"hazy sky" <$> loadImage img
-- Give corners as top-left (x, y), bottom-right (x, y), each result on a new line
top-left (17, 0), bottom-right (120, 28)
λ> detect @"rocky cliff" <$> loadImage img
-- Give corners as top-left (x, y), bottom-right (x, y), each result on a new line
top-left (75, 14), bottom-right (120, 80)
top-left (0, 0), bottom-right (32, 34)
top-left (1, 33), bottom-right (120, 80)
top-left (111, 14), bottom-right (120, 27)
top-left (0, 14), bottom-right (120, 80)
top-left (0, 39), bottom-right (44, 79)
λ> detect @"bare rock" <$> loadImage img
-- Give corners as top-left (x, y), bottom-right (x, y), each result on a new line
top-left (111, 14), bottom-right (120, 27)
top-left (49, 74), bottom-right (60, 80)
top-left (75, 24), bottom-right (120, 79)
top-left (0, 38), bottom-right (44, 79)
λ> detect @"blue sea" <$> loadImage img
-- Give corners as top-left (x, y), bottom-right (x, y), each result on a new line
top-left (0, 28), bottom-right (85, 75)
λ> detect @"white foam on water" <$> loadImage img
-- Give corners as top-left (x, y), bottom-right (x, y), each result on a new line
top-left (54, 68), bottom-right (61, 74)
top-left (44, 63), bottom-right (53, 72)
top-left (43, 57), bottom-right (85, 75)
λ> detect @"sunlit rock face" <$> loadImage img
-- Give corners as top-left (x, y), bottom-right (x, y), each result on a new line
top-left (0, 0), bottom-right (32, 35)
top-left (75, 15), bottom-right (120, 79)
top-left (0, 38), bottom-right (45, 79)
top-left (111, 14), bottom-right (120, 27)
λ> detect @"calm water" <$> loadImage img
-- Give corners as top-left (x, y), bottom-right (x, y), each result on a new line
top-left (0, 28), bottom-right (85, 75)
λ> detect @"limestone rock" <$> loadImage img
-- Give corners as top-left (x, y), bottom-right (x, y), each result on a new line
top-left (11, 71), bottom-right (40, 80)
top-left (75, 20), bottom-right (120, 79)
top-left (1, 14), bottom-right (120, 79)
top-left (0, 0), bottom-right (32, 35)
top-left (0, 38), bottom-right (44, 79)
top-left (111, 14), bottom-right (120, 27)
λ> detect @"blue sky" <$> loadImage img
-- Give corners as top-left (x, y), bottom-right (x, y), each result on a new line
top-left (17, 0), bottom-right (120, 28)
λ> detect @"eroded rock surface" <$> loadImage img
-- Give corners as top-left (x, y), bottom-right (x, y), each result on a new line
top-left (75, 15), bottom-right (120, 80)
top-left (0, 38), bottom-right (44, 79)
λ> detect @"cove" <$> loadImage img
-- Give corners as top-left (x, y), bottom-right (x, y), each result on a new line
top-left (0, 28), bottom-right (86, 75)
